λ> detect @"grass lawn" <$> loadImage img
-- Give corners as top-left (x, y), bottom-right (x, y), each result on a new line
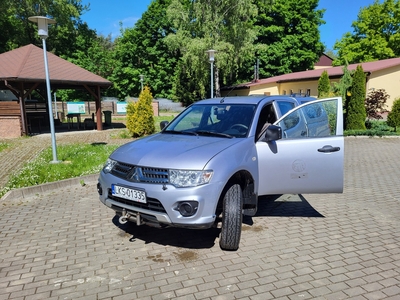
top-left (0, 114), bottom-right (178, 198)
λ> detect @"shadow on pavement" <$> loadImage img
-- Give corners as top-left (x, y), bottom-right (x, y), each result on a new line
top-left (112, 215), bottom-right (220, 249)
top-left (255, 194), bottom-right (325, 218)
top-left (111, 194), bottom-right (323, 249)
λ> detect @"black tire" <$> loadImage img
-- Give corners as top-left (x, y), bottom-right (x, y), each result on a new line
top-left (219, 183), bottom-right (243, 251)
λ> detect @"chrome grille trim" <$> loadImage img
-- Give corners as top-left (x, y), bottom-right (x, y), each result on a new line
top-left (111, 162), bottom-right (169, 184)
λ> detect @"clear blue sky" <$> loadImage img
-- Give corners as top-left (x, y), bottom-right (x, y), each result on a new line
top-left (80, 0), bottom-right (380, 51)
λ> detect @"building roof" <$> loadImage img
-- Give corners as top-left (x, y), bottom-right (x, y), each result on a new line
top-left (314, 53), bottom-right (333, 67)
top-left (234, 57), bottom-right (400, 89)
top-left (0, 44), bottom-right (111, 89)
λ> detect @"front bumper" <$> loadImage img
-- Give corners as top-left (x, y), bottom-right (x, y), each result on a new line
top-left (97, 172), bottom-right (223, 229)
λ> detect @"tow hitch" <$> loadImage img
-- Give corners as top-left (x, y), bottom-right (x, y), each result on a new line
top-left (118, 209), bottom-right (143, 226)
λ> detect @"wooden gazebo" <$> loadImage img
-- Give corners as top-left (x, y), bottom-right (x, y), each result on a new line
top-left (0, 44), bottom-right (112, 138)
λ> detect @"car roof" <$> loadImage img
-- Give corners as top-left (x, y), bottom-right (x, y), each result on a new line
top-left (194, 95), bottom-right (310, 105)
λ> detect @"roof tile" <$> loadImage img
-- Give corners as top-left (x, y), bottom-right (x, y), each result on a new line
top-left (0, 44), bottom-right (111, 86)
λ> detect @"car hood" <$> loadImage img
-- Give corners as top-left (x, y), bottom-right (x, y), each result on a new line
top-left (111, 133), bottom-right (242, 169)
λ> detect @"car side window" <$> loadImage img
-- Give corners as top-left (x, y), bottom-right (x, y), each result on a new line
top-left (277, 99), bottom-right (338, 139)
top-left (276, 101), bottom-right (296, 116)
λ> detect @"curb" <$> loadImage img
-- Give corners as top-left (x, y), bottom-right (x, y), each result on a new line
top-left (0, 174), bottom-right (99, 202)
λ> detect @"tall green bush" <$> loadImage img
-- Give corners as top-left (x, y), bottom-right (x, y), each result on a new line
top-left (126, 86), bottom-right (156, 137)
top-left (332, 64), bottom-right (353, 110)
top-left (346, 65), bottom-right (366, 130)
top-left (318, 70), bottom-right (331, 98)
top-left (387, 97), bottom-right (400, 131)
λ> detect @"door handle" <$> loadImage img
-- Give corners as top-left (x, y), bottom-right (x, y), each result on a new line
top-left (318, 145), bottom-right (340, 153)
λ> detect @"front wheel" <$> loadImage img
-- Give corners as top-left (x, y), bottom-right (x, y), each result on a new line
top-left (219, 184), bottom-right (243, 251)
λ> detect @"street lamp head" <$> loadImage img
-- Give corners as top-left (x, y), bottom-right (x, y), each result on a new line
top-left (206, 49), bottom-right (217, 63)
top-left (28, 16), bottom-right (56, 39)
top-left (139, 74), bottom-right (144, 82)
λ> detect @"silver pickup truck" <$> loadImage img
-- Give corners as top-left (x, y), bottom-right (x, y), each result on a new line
top-left (97, 95), bottom-right (344, 250)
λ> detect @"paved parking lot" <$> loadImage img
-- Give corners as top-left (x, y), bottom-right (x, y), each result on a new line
top-left (0, 137), bottom-right (399, 300)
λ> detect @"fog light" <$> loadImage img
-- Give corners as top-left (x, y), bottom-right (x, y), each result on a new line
top-left (97, 182), bottom-right (103, 195)
top-left (177, 201), bottom-right (198, 217)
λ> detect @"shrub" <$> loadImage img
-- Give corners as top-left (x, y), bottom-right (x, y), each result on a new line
top-left (346, 65), bottom-right (366, 130)
top-left (318, 70), bottom-right (331, 98)
top-left (332, 64), bottom-right (352, 115)
top-left (126, 86), bottom-right (155, 137)
top-left (387, 97), bottom-right (400, 131)
top-left (344, 129), bottom-right (398, 137)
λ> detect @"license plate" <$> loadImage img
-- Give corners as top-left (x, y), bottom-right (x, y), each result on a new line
top-left (111, 185), bottom-right (147, 203)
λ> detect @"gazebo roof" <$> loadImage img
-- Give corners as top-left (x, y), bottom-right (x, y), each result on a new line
top-left (0, 44), bottom-right (112, 90)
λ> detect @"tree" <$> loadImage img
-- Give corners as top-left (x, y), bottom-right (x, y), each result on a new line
top-left (317, 70), bottom-right (331, 98)
top-left (126, 86), bottom-right (155, 137)
top-left (346, 65), bottom-right (366, 130)
top-left (0, 0), bottom-right (119, 103)
top-left (111, 0), bottom-right (178, 100)
top-left (387, 97), bottom-right (400, 131)
top-left (165, 0), bottom-right (258, 101)
top-left (333, 0), bottom-right (400, 65)
top-left (246, 0), bottom-right (325, 80)
top-left (365, 89), bottom-right (389, 121)
top-left (332, 63), bottom-right (353, 119)
top-left (56, 32), bottom-right (115, 102)
top-left (0, 0), bottom-right (91, 58)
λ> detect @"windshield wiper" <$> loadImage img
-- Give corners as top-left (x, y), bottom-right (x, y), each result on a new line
top-left (195, 130), bottom-right (233, 138)
top-left (163, 130), bottom-right (198, 136)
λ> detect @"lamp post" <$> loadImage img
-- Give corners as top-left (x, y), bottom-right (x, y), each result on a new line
top-left (206, 50), bottom-right (217, 98)
top-left (139, 74), bottom-right (144, 92)
top-left (28, 16), bottom-right (59, 163)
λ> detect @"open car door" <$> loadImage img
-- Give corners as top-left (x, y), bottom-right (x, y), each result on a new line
top-left (256, 97), bottom-right (344, 195)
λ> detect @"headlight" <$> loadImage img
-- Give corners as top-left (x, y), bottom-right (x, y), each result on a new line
top-left (103, 158), bottom-right (117, 173)
top-left (169, 169), bottom-right (213, 187)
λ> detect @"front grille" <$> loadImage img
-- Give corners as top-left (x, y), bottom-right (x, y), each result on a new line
top-left (112, 162), bottom-right (133, 177)
top-left (108, 189), bottom-right (166, 213)
top-left (111, 162), bottom-right (169, 184)
top-left (141, 167), bottom-right (169, 183)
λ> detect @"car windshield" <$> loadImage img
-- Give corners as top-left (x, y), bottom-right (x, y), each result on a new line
top-left (163, 103), bottom-right (256, 138)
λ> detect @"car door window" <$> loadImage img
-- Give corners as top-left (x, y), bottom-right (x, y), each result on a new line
top-left (276, 101), bottom-right (296, 116)
top-left (276, 99), bottom-right (339, 138)
top-left (255, 104), bottom-right (277, 139)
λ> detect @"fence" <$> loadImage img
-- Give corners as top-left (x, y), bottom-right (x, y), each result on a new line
top-left (54, 101), bottom-right (159, 121)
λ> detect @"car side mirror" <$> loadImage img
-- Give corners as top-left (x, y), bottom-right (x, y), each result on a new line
top-left (160, 121), bottom-right (169, 130)
top-left (263, 125), bottom-right (282, 142)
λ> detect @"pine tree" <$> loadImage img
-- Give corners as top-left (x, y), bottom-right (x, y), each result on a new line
top-left (346, 65), bottom-right (366, 130)
top-left (317, 70), bottom-right (331, 98)
top-left (126, 86), bottom-right (155, 137)
top-left (387, 97), bottom-right (400, 131)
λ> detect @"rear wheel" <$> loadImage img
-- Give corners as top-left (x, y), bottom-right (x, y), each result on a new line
top-left (219, 184), bottom-right (243, 251)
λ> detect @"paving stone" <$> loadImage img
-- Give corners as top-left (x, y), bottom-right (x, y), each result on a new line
top-left (0, 135), bottom-right (400, 299)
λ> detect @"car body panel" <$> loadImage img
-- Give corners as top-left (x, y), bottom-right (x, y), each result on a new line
top-left (256, 136), bottom-right (344, 194)
top-left (111, 133), bottom-right (243, 170)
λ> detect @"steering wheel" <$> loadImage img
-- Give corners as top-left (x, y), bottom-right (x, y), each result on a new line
top-left (229, 124), bottom-right (248, 133)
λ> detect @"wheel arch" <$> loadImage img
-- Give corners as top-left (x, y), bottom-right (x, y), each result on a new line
top-left (216, 169), bottom-right (257, 217)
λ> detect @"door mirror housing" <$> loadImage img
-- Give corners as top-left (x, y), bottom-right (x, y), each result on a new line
top-left (160, 121), bottom-right (169, 130)
top-left (263, 125), bottom-right (282, 142)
